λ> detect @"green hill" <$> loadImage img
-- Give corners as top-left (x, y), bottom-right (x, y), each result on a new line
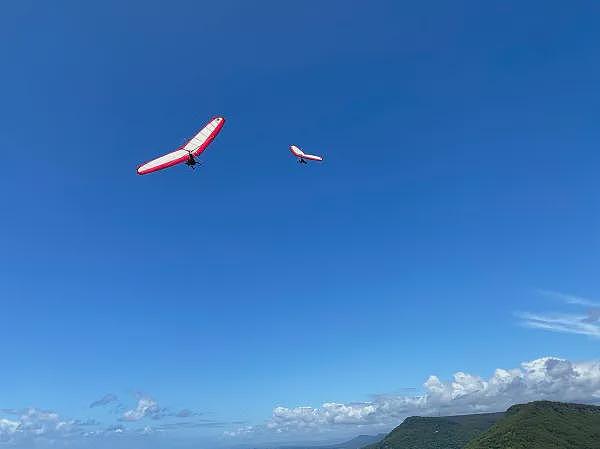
top-left (464, 401), bottom-right (600, 449)
top-left (364, 412), bottom-right (503, 449)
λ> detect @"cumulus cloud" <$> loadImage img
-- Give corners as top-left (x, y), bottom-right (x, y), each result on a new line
top-left (0, 394), bottom-right (210, 447)
top-left (0, 407), bottom-right (92, 444)
top-left (226, 356), bottom-right (600, 438)
top-left (90, 394), bottom-right (119, 408)
top-left (121, 395), bottom-right (164, 421)
top-left (519, 291), bottom-right (600, 338)
top-left (0, 418), bottom-right (19, 443)
top-left (118, 396), bottom-right (203, 422)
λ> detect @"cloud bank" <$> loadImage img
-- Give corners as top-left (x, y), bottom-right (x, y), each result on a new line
top-left (0, 408), bottom-right (96, 444)
top-left (0, 394), bottom-right (215, 448)
top-left (227, 356), bottom-right (600, 438)
top-left (2, 355), bottom-right (600, 446)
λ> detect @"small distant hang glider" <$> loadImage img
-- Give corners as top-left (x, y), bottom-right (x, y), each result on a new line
top-left (290, 145), bottom-right (323, 164)
top-left (137, 117), bottom-right (225, 175)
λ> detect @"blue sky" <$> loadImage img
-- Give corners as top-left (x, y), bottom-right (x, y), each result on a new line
top-left (1, 0), bottom-right (600, 447)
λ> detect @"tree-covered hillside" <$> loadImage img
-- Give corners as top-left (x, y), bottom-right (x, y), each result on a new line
top-left (363, 412), bottom-right (503, 449)
top-left (464, 401), bottom-right (600, 449)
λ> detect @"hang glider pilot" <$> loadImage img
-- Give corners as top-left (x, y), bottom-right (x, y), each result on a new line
top-left (136, 116), bottom-right (226, 175)
top-left (289, 145), bottom-right (324, 164)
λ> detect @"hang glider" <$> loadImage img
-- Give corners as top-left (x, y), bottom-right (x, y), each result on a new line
top-left (137, 117), bottom-right (225, 175)
top-left (290, 145), bottom-right (323, 164)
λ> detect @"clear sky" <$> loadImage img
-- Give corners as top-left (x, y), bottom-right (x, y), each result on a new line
top-left (1, 1), bottom-right (600, 448)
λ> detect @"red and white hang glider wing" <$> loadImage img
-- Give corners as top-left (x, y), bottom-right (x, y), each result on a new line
top-left (137, 116), bottom-right (225, 175)
top-left (289, 145), bottom-right (323, 162)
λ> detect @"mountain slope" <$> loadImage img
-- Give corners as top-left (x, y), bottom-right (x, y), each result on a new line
top-left (464, 401), bottom-right (600, 449)
top-left (335, 434), bottom-right (386, 449)
top-left (265, 433), bottom-right (386, 449)
top-left (364, 412), bottom-right (503, 449)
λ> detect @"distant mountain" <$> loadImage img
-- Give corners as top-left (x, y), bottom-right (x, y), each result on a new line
top-left (262, 433), bottom-right (385, 449)
top-left (464, 401), bottom-right (600, 449)
top-left (334, 434), bottom-right (387, 449)
top-left (363, 412), bottom-right (503, 449)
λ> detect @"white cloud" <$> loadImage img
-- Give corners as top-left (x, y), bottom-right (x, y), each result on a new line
top-left (121, 395), bottom-right (162, 421)
top-left (537, 290), bottom-right (600, 307)
top-left (518, 312), bottom-right (600, 337)
top-left (227, 356), bottom-right (600, 438)
top-left (519, 291), bottom-right (600, 338)
top-left (0, 407), bottom-right (87, 444)
top-left (0, 418), bottom-right (19, 442)
top-left (0, 394), bottom-right (208, 447)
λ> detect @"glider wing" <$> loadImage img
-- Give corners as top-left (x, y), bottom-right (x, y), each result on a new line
top-left (290, 145), bottom-right (323, 161)
top-left (137, 116), bottom-right (225, 175)
top-left (136, 148), bottom-right (189, 175)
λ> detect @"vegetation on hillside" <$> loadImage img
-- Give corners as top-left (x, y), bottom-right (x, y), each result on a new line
top-left (464, 401), bottom-right (600, 449)
top-left (363, 412), bottom-right (503, 449)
